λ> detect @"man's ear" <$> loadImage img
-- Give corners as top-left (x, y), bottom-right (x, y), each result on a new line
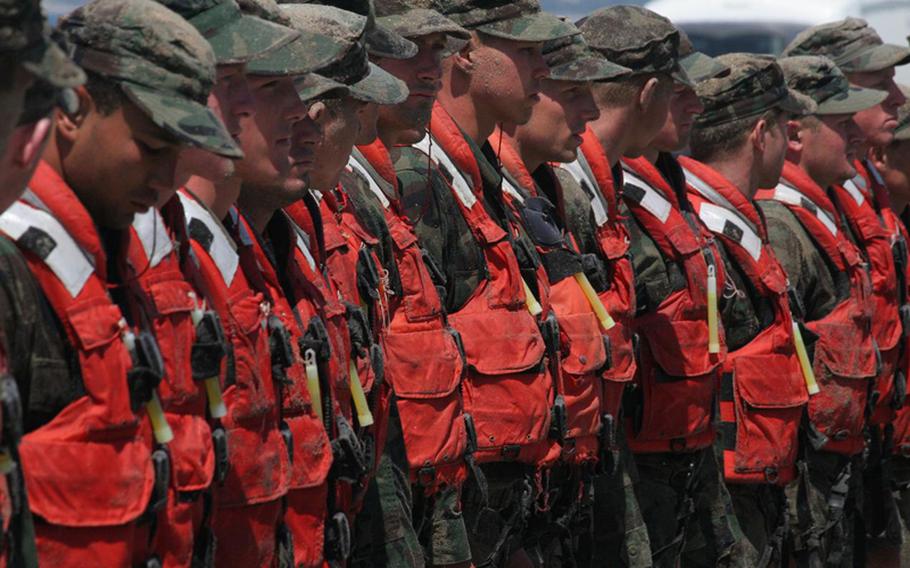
top-left (54, 85), bottom-right (92, 144)
top-left (786, 119), bottom-right (803, 155)
top-left (869, 144), bottom-right (888, 172)
top-left (451, 34), bottom-right (480, 75)
top-left (638, 76), bottom-right (661, 113)
top-left (13, 117), bottom-right (52, 168)
top-left (752, 117), bottom-right (768, 153)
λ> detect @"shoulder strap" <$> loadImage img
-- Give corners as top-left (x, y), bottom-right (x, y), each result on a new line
top-left (697, 202), bottom-right (763, 262)
top-left (622, 169), bottom-right (672, 223)
top-left (560, 159), bottom-right (608, 227)
top-left (770, 183), bottom-right (840, 238)
top-left (131, 208), bottom-right (175, 269)
top-left (178, 191), bottom-right (239, 287)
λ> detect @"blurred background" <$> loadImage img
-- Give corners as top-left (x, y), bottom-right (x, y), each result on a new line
top-left (45, 0), bottom-right (910, 82)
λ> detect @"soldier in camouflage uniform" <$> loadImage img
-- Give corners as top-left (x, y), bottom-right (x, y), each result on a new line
top-left (756, 55), bottom-right (887, 568)
top-left (684, 54), bottom-right (815, 567)
top-left (328, 1), bottom-right (478, 565)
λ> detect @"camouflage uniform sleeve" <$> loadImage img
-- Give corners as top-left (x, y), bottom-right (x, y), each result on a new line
top-left (622, 200), bottom-right (674, 316)
top-left (554, 167), bottom-right (599, 257)
top-left (758, 201), bottom-right (839, 321)
top-left (714, 241), bottom-right (763, 351)
top-left (0, 237), bottom-right (81, 433)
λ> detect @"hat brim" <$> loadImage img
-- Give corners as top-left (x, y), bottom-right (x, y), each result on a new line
top-left (670, 65), bottom-right (695, 89)
top-left (550, 55), bottom-right (631, 83)
top-left (123, 83), bottom-right (243, 159)
top-left (204, 13), bottom-right (299, 65)
top-left (377, 9), bottom-right (470, 41)
top-left (246, 29), bottom-right (348, 76)
top-left (680, 51), bottom-right (728, 84)
top-left (816, 85), bottom-right (888, 115)
top-left (779, 88), bottom-right (817, 116)
top-left (476, 12), bottom-right (580, 43)
top-left (844, 43), bottom-right (910, 73)
top-left (348, 62), bottom-right (408, 105)
top-left (366, 22), bottom-right (418, 60)
top-left (295, 73), bottom-right (350, 101)
top-left (21, 39), bottom-right (85, 89)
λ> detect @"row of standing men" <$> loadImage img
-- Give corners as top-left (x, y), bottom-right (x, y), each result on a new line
top-left (1, 0), bottom-right (910, 566)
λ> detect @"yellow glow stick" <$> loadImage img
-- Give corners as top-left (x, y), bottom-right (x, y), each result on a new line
top-left (349, 360), bottom-right (374, 427)
top-left (707, 264), bottom-right (720, 354)
top-left (190, 306), bottom-right (227, 419)
top-left (146, 392), bottom-right (174, 445)
top-left (522, 278), bottom-right (543, 317)
top-left (792, 321), bottom-right (820, 395)
top-left (304, 349), bottom-right (323, 422)
top-left (574, 272), bottom-right (615, 331)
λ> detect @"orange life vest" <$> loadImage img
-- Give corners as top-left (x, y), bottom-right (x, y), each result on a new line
top-left (755, 161), bottom-right (876, 456)
top-left (681, 156), bottom-right (808, 485)
top-left (620, 155), bottom-right (727, 454)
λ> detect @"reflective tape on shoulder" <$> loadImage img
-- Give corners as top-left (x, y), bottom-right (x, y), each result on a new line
top-left (412, 134), bottom-right (478, 209)
top-left (0, 201), bottom-right (93, 297)
top-left (698, 202), bottom-right (762, 261)
top-left (132, 208), bottom-right (174, 268)
top-left (772, 183), bottom-right (839, 237)
top-left (622, 170), bottom-right (671, 223)
top-left (178, 192), bottom-right (239, 286)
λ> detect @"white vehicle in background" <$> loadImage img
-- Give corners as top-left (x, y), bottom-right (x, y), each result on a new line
top-left (644, 0), bottom-right (910, 83)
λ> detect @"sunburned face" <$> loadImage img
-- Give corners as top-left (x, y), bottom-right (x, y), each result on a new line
top-left (849, 67), bottom-right (906, 148)
top-left (308, 96), bottom-right (365, 190)
top-left (468, 34), bottom-right (550, 126)
top-left (514, 78), bottom-right (599, 165)
top-left (799, 113), bottom-right (864, 187)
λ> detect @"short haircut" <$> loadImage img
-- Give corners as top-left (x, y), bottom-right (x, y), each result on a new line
top-left (84, 70), bottom-right (125, 116)
top-left (690, 108), bottom-right (783, 162)
top-left (591, 72), bottom-right (668, 108)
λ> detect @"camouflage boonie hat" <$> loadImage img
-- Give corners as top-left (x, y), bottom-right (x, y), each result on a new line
top-left (374, 0), bottom-right (469, 41)
top-left (60, 0), bottom-right (241, 158)
top-left (0, 0), bottom-right (83, 88)
top-left (244, 0), bottom-right (350, 75)
top-left (695, 54), bottom-right (813, 128)
top-left (783, 18), bottom-right (910, 73)
top-left (577, 6), bottom-right (692, 87)
top-left (543, 33), bottom-right (631, 83)
top-left (442, 0), bottom-right (578, 43)
top-left (289, 4), bottom-right (406, 104)
top-left (156, 0), bottom-right (298, 64)
top-left (679, 29), bottom-right (727, 83)
top-left (778, 55), bottom-right (887, 115)
top-left (893, 84), bottom-right (910, 141)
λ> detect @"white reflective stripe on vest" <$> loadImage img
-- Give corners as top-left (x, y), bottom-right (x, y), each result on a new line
top-left (132, 208), bottom-right (174, 269)
top-left (561, 160), bottom-right (608, 227)
top-left (0, 200), bottom-right (94, 297)
top-left (501, 175), bottom-right (525, 204)
top-left (622, 170), bottom-right (671, 223)
top-left (772, 183), bottom-right (839, 237)
top-left (178, 192), bottom-right (239, 287)
top-left (347, 156), bottom-right (390, 209)
top-left (842, 178), bottom-right (866, 206)
top-left (412, 134), bottom-right (478, 208)
top-left (698, 202), bottom-right (763, 262)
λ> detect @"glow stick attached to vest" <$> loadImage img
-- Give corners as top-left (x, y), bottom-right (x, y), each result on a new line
top-left (574, 272), bottom-right (615, 331)
top-left (349, 359), bottom-right (374, 427)
top-left (707, 264), bottom-right (720, 354)
top-left (191, 305), bottom-right (227, 419)
top-left (522, 277), bottom-right (543, 317)
top-left (304, 349), bottom-right (323, 422)
top-left (122, 328), bottom-right (174, 445)
top-left (0, 452), bottom-right (13, 475)
top-left (791, 320), bottom-right (820, 395)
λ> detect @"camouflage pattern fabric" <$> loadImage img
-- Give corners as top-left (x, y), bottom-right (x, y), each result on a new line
top-left (0, 0), bottom-right (83, 88)
top-left (783, 17), bottom-right (910, 74)
top-left (543, 33), bottom-right (631, 84)
top-left (243, 2), bottom-right (350, 76)
top-left (440, 0), bottom-right (578, 43)
top-left (155, 0), bottom-right (298, 64)
top-left (576, 6), bottom-right (691, 87)
top-left (725, 481), bottom-right (788, 568)
top-left (694, 54), bottom-right (813, 128)
top-left (374, 0), bottom-right (468, 41)
top-left (59, 0), bottom-right (242, 157)
top-left (778, 55), bottom-right (887, 115)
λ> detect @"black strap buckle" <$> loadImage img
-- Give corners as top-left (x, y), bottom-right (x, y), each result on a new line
top-left (324, 512), bottom-right (351, 561)
top-left (127, 331), bottom-right (165, 411)
top-left (191, 311), bottom-right (226, 382)
top-left (331, 415), bottom-right (368, 482)
top-left (300, 317), bottom-right (331, 363)
top-left (212, 425), bottom-right (229, 484)
top-left (0, 374), bottom-right (23, 444)
top-left (268, 316), bottom-right (294, 375)
top-left (464, 413), bottom-right (478, 456)
top-left (280, 420), bottom-right (293, 464)
top-left (147, 448), bottom-right (171, 514)
top-left (549, 395), bottom-right (568, 443)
